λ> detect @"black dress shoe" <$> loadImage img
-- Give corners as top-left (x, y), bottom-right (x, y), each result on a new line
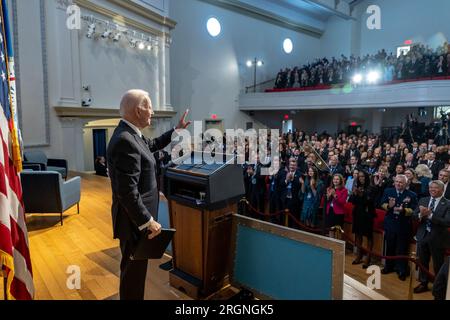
top-left (398, 273), bottom-right (407, 281)
top-left (352, 259), bottom-right (363, 265)
top-left (413, 284), bottom-right (429, 294)
top-left (381, 268), bottom-right (393, 274)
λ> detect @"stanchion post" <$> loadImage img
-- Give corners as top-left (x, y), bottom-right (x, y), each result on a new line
top-left (446, 256), bottom-right (450, 300)
top-left (408, 252), bottom-right (416, 300)
top-left (284, 210), bottom-right (289, 227)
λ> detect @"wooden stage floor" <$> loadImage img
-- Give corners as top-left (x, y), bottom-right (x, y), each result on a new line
top-left (1, 173), bottom-right (433, 300)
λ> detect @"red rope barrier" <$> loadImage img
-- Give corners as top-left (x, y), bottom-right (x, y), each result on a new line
top-left (240, 198), bottom-right (286, 217)
top-left (240, 198), bottom-right (436, 282)
top-left (340, 232), bottom-right (436, 281)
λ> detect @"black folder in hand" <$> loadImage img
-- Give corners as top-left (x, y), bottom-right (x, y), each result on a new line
top-left (131, 228), bottom-right (176, 260)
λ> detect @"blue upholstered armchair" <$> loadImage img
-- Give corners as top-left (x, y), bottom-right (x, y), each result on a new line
top-left (20, 171), bottom-right (81, 226)
top-left (23, 151), bottom-right (68, 179)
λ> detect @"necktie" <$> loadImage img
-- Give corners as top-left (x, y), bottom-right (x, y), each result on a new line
top-left (427, 198), bottom-right (436, 232)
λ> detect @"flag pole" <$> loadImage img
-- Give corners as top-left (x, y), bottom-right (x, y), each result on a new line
top-left (1, 269), bottom-right (7, 300)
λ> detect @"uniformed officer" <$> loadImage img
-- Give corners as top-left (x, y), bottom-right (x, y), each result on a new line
top-left (380, 174), bottom-right (418, 281)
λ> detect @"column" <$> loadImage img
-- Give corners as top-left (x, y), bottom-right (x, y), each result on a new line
top-left (60, 118), bottom-right (87, 171)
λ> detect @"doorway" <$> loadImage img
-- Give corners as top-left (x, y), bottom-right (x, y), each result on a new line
top-left (282, 120), bottom-right (293, 134)
top-left (93, 129), bottom-right (107, 160)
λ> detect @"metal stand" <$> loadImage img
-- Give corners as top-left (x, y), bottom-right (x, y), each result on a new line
top-left (407, 252), bottom-right (416, 300)
top-left (400, 122), bottom-right (415, 144)
top-left (434, 124), bottom-right (450, 146)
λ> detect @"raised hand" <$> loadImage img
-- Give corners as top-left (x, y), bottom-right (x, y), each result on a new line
top-left (176, 109), bottom-right (192, 130)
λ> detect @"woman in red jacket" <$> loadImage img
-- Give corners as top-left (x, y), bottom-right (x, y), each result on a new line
top-left (324, 174), bottom-right (348, 231)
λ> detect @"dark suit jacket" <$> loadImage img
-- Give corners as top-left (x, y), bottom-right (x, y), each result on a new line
top-left (381, 188), bottom-right (418, 235)
top-left (279, 169), bottom-right (301, 203)
top-left (445, 185), bottom-right (450, 200)
top-left (107, 120), bottom-right (174, 241)
top-left (413, 197), bottom-right (450, 249)
top-left (420, 160), bottom-right (445, 180)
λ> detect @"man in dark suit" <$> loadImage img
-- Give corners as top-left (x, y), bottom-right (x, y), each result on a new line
top-left (432, 257), bottom-right (449, 300)
top-left (380, 175), bottom-right (418, 281)
top-left (246, 162), bottom-right (266, 216)
top-left (107, 89), bottom-right (190, 300)
top-left (412, 180), bottom-right (450, 293)
top-left (268, 159), bottom-right (283, 224)
top-left (279, 157), bottom-right (302, 226)
top-left (403, 153), bottom-right (417, 170)
top-left (420, 152), bottom-right (444, 180)
top-left (345, 155), bottom-right (360, 177)
top-left (438, 169), bottom-right (450, 199)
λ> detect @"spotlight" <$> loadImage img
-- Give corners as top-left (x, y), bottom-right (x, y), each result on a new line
top-left (246, 60), bottom-right (253, 67)
top-left (257, 60), bottom-right (263, 67)
top-left (101, 30), bottom-right (112, 39)
top-left (138, 42), bottom-right (145, 50)
top-left (352, 74), bottom-right (362, 84)
top-left (112, 33), bottom-right (121, 42)
top-left (147, 44), bottom-right (152, 51)
top-left (86, 23), bottom-right (96, 38)
top-left (367, 71), bottom-right (380, 84)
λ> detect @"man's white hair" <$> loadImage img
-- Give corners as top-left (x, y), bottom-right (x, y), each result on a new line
top-left (119, 89), bottom-right (150, 118)
top-left (429, 180), bottom-right (445, 190)
top-left (395, 174), bottom-right (408, 183)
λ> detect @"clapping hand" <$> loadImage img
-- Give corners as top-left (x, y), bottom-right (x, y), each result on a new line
top-left (286, 172), bottom-right (294, 181)
top-left (419, 205), bottom-right (431, 217)
top-left (388, 197), bottom-right (396, 209)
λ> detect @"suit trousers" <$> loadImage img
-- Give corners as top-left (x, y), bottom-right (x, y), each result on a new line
top-left (417, 233), bottom-right (446, 285)
top-left (119, 240), bottom-right (148, 300)
top-left (384, 230), bottom-right (409, 275)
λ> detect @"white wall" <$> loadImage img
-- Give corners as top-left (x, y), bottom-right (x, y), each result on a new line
top-left (133, 0), bottom-right (169, 16)
top-left (355, 0), bottom-right (450, 56)
top-left (251, 107), bottom-right (435, 134)
top-left (320, 16), bottom-right (353, 58)
top-left (78, 21), bottom-right (160, 109)
top-left (169, 0), bottom-right (321, 130)
top-left (15, 0), bottom-right (173, 171)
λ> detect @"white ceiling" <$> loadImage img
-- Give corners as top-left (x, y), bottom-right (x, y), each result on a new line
top-left (210, 0), bottom-right (360, 36)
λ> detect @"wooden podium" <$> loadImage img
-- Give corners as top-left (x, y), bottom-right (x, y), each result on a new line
top-left (165, 155), bottom-right (244, 298)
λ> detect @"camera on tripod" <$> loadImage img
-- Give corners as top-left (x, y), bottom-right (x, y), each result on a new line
top-left (440, 110), bottom-right (448, 125)
top-left (435, 109), bottom-right (450, 145)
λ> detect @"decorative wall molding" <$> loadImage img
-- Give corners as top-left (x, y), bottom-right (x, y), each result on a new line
top-left (75, 0), bottom-right (172, 36)
top-left (13, 0), bottom-right (51, 146)
top-left (239, 80), bottom-right (450, 111)
top-left (55, 0), bottom-right (73, 10)
top-left (40, 0), bottom-right (51, 144)
top-left (107, 0), bottom-right (176, 29)
top-left (11, 0), bottom-right (22, 130)
top-left (54, 106), bottom-right (176, 119)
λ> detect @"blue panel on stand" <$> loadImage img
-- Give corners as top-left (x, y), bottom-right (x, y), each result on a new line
top-left (158, 199), bottom-right (172, 254)
top-left (233, 225), bottom-right (333, 300)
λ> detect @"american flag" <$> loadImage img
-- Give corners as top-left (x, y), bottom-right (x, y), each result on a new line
top-left (0, 0), bottom-right (34, 300)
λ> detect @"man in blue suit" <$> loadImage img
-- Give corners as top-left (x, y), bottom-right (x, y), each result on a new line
top-left (380, 174), bottom-right (418, 281)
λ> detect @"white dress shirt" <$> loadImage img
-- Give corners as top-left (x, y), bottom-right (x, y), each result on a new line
top-left (122, 119), bottom-right (143, 138)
